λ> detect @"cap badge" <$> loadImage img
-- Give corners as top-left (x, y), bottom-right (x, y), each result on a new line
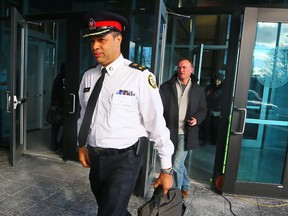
top-left (89, 18), bottom-right (97, 30)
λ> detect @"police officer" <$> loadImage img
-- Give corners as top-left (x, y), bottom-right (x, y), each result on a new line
top-left (77, 11), bottom-right (174, 216)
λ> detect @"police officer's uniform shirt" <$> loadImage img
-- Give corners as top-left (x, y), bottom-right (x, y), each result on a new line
top-left (78, 55), bottom-right (174, 168)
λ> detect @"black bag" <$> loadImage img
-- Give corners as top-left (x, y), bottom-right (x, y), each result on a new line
top-left (138, 186), bottom-right (186, 216)
top-left (46, 106), bottom-right (64, 125)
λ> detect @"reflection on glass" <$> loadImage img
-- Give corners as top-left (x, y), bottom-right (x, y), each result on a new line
top-left (195, 15), bottom-right (230, 46)
top-left (129, 14), bottom-right (153, 69)
top-left (237, 22), bottom-right (288, 184)
top-left (129, 42), bottom-right (152, 68)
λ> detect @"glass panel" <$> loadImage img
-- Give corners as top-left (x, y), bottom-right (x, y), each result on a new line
top-left (27, 44), bottom-right (39, 129)
top-left (43, 44), bottom-right (56, 124)
top-left (174, 17), bottom-right (192, 45)
top-left (200, 49), bottom-right (227, 85)
top-left (28, 22), bottom-right (56, 40)
top-left (155, 15), bottom-right (166, 83)
top-left (163, 14), bottom-right (230, 87)
top-left (195, 15), bottom-right (229, 46)
top-left (167, 14), bottom-right (230, 46)
top-left (237, 22), bottom-right (288, 184)
top-left (0, 19), bottom-right (10, 148)
top-left (129, 14), bottom-right (153, 70)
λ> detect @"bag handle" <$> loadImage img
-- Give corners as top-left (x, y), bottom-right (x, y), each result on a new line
top-left (149, 185), bottom-right (164, 215)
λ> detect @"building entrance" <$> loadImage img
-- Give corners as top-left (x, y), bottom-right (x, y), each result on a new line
top-left (225, 7), bottom-right (288, 198)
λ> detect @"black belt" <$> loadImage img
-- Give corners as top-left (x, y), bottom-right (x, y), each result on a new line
top-left (88, 143), bottom-right (136, 157)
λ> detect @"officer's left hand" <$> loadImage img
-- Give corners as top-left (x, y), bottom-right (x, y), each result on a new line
top-left (153, 173), bottom-right (173, 195)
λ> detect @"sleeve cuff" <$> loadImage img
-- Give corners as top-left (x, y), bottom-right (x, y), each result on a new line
top-left (160, 156), bottom-right (172, 169)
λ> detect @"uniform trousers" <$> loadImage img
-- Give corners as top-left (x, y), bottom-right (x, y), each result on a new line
top-left (88, 145), bottom-right (143, 216)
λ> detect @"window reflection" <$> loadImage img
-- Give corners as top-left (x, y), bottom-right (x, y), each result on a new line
top-left (238, 22), bottom-right (288, 184)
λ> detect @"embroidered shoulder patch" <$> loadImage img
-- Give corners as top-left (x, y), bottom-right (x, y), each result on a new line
top-left (148, 74), bottom-right (157, 89)
top-left (129, 63), bottom-right (147, 71)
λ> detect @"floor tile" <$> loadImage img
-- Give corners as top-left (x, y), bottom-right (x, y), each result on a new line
top-left (15, 185), bottom-right (55, 202)
top-left (0, 196), bottom-right (37, 215)
top-left (0, 180), bottom-right (30, 196)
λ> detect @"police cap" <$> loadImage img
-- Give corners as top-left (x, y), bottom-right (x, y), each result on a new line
top-left (82, 11), bottom-right (127, 38)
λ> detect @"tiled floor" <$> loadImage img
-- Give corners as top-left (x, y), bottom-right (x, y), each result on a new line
top-left (0, 152), bottom-right (288, 215)
top-left (1, 128), bottom-right (288, 215)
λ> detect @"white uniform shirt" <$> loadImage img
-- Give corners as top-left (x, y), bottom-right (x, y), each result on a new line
top-left (78, 55), bottom-right (174, 168)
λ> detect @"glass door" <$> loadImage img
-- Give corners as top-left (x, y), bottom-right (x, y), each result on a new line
top-left (152, 0), bottom-right (168, 85)
top-left (136, 0), bottom-right (169, 196)
top-left (225, 7), bottom-right (288, 198)
top-left (27, 42), bottom-right (42, 130)
top-left (7, 8), bottom-right (27, 165)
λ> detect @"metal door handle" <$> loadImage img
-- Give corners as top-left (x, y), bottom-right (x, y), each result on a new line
top-left (232, 107), bottom-right (247, 135)
top-left (6, 91), bottom-right (10, 112)
top-left (68, 93), bottom-right (76, 114)
top-left (17, 97), bottom-right (27, 103)
top-left (6, 91), bottom-right (27, 111)
top-left (12, 95), bottom-right (27, 109)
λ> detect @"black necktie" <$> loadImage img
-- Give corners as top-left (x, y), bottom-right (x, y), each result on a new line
top-left (78, 67), bottom-right (107, 147)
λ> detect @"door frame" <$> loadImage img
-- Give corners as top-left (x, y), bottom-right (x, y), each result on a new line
top-left (9, 7), bottom-right (27, 165)
top-left (224, 7), bottom-right (288, 198)
top-left (134, 0), bottom-right (168, 197)
top-left (152, 0), bottom-right (168, 85)
top-left (192, 44), bottom-right (204, 84)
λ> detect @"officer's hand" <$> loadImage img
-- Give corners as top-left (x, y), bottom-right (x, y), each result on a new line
top-left (78, 146), bottom-right (90, 168)
top-left (153, 173), bottom-right (173, 195)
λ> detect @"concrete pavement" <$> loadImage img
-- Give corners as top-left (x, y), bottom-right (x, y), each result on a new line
top-left (0, 152), bottom-right (288, 215)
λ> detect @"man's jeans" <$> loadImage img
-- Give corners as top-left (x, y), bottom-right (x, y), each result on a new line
top-left (173, 134), bottom-right (191, 191)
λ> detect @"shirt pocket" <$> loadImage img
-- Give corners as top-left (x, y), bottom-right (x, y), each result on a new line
top-left (109, 94), bottom-right (138, 120)
top-left (110, 94), bottom-right (137, 109)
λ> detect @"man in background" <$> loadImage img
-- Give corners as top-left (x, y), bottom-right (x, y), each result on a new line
top-left (160, 58), bottom-right (206, 198)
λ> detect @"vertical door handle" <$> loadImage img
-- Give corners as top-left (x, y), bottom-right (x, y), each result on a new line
top-left (6, 91), bottom-right (10, 112)
top-left (232, 107), bottom-right (247, 135)
top-left (68, 93), bottom-right (76, 114)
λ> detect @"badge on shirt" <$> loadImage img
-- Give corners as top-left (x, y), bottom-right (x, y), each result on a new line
top-left (83, 87), bottom-right (90, 92)
top-left (148, 74), bottom-right (157, 89)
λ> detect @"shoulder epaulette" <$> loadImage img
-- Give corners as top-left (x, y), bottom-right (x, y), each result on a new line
top-left (129, 63), bottom-right (147, 71)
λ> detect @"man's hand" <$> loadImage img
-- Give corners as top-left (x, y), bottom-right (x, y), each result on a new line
top-left (187, 116), bottom-right (197, 127)
top-left (153, 173), bottom-right (173, 195)
top-left (78, 146), bottom-right (90, 168)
